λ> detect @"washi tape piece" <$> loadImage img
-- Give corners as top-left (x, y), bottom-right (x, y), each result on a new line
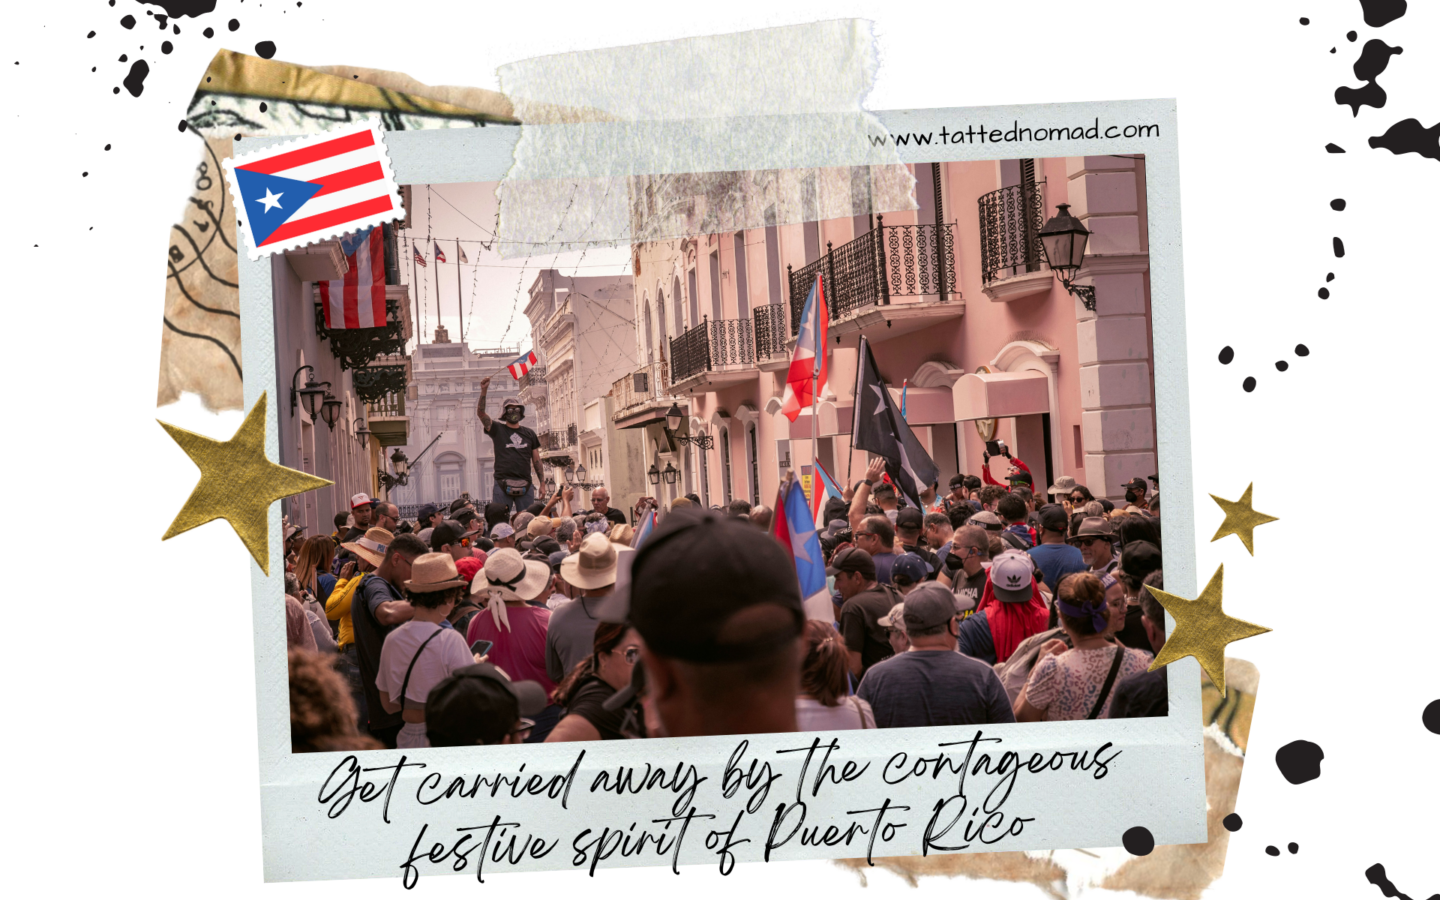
top-left (222, 117), bottom-right (404, 259)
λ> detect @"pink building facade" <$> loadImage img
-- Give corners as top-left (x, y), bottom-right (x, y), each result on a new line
top-left (613, 156), bottom-right (1156, 508)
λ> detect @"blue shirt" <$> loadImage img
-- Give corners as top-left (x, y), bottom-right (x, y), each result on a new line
top-left (956, 610), bottom-right (996, 664)
top-left (1028, 543), bottom-right (1088, 597)
top-left (871, 552), bottom-right (898, 585)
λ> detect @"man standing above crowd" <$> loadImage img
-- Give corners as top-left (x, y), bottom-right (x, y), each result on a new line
top-left (856, 583), bottom-right (1015, 729)
top-left (347, 530), bottom-right (427, 748)
top-left (1028, 504), bottom-right (1088, 600)
top-left (476, 375), bottom-right (545, 514)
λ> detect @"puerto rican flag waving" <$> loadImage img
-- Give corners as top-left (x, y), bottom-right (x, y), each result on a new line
top-left (773, 477), bottom-right (833, 623)
top-left (507, 349), bottom-right (538, 380)
top-left (434, 242), bottom-right (447, 264)
top-left (780, 274), bottom-right (830, 422)
top-left (316, 227), bottom-right (387, 329)
top-left (223, 118), bottom-right (403, 259)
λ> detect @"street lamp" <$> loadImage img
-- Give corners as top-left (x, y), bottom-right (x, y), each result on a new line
top-left (575, 463), bottom-right (588, 485)
top-left (662, 462), bottom-right (678, 485)
top-left (353, 417), bottom-right (371, 450)
top-left (647, 462), bottom-right (661, 485)
top-left (665, 402), bottom-right (714, 450)
top-left (563, 465), bottom-right (576, 483)
top-left (290, 365), bottom-right (330, 417)
top-left (1037, 203), bottom-right (1096, 311)
top-left (319, 392), bottom-right (343, 430)
top-left (379, 447), bottom-right (409, 492)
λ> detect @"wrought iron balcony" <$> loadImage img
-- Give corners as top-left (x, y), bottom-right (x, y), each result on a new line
top-left (979, 181), bottom-right (1047, 284)
top-left (788, 216), bottom-right (957, 336)
top-left (753, 303), bottom-right (788, 361)
top-left (670, 316), bottom-right (756, 384)
top-left (352, 364), bottom-right (408, 405)
top-left (516, 364), bottom-right (546, 393)
top-left (313, 294), bottom-right (408, 370)
top-left (540, 428), bottom-right (575, 452)
top-left (366, 391), bottom-right (405, 418)
top-left (613, 361), bottom-right (670, 414)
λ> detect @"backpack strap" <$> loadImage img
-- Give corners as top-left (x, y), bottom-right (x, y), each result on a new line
top-left (1086, 646), bottom-right (1126, 720)
top-left (398, 626), bottom-right (448, 711)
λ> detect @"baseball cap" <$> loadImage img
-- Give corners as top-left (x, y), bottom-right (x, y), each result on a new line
top-left (528, 516), bottom-right (554, 537)
top-left (417, 503), bottom-right (440, 521)
top-left (892, 553), bottom-right (928, 585)
top-left (430, 522), bottom-right (464, 551)
top-left (902, 582), bottom-right (959, 631)
top-left (895, 507), bottom-right (924, 532)
top-left (546, 549), bottom-right (569, 575)
top-left (490, 522), bottom-right (516, 541)
top-left (1119, 540), bottom-right (1162, 581)
top-left (989, 550), bottom-right (1035, 603)
top-left (970, 510), bottom-right (1004, 531)
top-left (878, 602), bottom-right (907, 629)
top-left (826, 546), bottom-right (877, 580)
top-left (1125, 477), bottom-right (1148, 491)
top-left (350, 493), bottom-right (375, 509)
top-left (949, 474), bottom-right (965, 488)
top-left (1037, 503), bottom-right (1069, 533)
top-left (424, 663), bottom-right (547, 747)
top-left (602, 509), bottom-right (804, 664)
top-left (449, 497), bottom-right (471, 514)
top-left (1006, 470), bottom-right (1033, 486)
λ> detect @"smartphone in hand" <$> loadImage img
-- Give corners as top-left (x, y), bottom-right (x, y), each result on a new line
top-left (469, 639), bottom-right (493, 657)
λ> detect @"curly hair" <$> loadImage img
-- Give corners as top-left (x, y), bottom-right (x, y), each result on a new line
top-left (289, 648), bottom-right (381, 753)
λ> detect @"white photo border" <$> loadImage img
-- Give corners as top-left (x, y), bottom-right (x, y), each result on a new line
top-left (240, 97), bottom-right (1204, 883)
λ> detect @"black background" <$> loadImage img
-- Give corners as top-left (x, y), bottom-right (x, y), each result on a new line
top-left (39, 0), bottom-right (1434, 887)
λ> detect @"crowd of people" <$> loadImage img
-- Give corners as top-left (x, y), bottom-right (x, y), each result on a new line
top-left (286, 446), bottom-right (1169, 753)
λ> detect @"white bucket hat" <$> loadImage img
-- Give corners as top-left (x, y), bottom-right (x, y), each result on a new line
top-left (471, 548), bottom-right (551, 632)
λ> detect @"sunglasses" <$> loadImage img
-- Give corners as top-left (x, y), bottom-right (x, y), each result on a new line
top-left (621, 646), bottom-right (640, 664)
top-left (507, 717), bottom-right (535, 740)
top-left (1074, 537), bottom-right (1108, 547)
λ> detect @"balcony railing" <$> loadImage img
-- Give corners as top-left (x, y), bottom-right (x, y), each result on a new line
top-left (670, 316), bottom-right (756, 384)
top-left (540, 429), bottom-right (575, 452)
top-left (366, 391), bottom-right (405, 418)
top-left (613, 361), bottom-right (670, 413)
top-left (753, 303), bottom-right (788, 361)
top-left (788, 216), bottom-right (957, 335)
top-left (979, 180), bottom-right (1047, 284)
top-left (517, 364), bottom-right (546, 392)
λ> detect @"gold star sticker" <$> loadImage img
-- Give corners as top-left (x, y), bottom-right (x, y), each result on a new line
top-left (1209, 482), bottom-right (1278, 555)
top-left (1145, 565), bottom-right (1269, 696)
top-left (159, 392), bottom-right (331, 574)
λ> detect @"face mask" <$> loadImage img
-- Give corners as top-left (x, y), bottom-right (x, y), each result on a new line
top-left (1124, 489), bottom-right (1137, 503)
top-left (502, 407), bottom-right (524, 424)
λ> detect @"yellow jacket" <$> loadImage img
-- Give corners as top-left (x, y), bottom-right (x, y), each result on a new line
top-left (325, 573), bottom-right (368, 649)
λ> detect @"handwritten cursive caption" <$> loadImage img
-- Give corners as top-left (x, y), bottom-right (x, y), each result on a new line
top-left (313, 732), bottom-right (1122, 887)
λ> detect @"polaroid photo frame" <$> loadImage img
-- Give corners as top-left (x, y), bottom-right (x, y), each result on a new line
top-left (240, 97), bottom-right (1202, 884)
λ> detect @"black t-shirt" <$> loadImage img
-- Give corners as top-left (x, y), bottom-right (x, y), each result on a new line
top-left (1108, 668), bottom-right (1168, 718)
top-left (840, 585), bottom-right (901, 676)
top-left (484, 420), bottom-right (540, 482)
top-left (351, 574), bottom-right (405, 732)
top-left (563, 675), bottom-right (627, 740)
top-left (584, 507), bottom-right (628, 527)
top-left (1115, 605), bottom-right (1151, 652)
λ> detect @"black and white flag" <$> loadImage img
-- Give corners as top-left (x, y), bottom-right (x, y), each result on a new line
top-left (852, 337), bottom-right (939, 508)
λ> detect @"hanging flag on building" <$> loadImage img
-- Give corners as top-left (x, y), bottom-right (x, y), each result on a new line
top-left (811, 459), bottom-right (845, 530)
top-left (780, 275), bottom-right (830, 422)
top-left (507, 349), bottom-right (539, 380)
top-left (773, 477), bottom-right (832, 623)
top-left (413, 242), bottom-right (427, 267)
top-left (852, 337), bottom-right (939, 509)
top-left (316, 227), bottom-right (387, 329)
top-left (457, 244), bottom-right (469, 265)
top-left (434, 241), bottom-right (447, 264)
top-left (223, 117), bottom-right (403, 259)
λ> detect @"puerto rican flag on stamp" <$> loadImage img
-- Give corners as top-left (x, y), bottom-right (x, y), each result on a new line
top-left (222, 117), bottom-right (404, 259)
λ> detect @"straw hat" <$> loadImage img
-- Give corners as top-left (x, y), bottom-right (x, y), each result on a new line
top-left (1047, 475), bottom-right (1078, 497)
top-left (560, 532), bottom-right (619, 590)
top-left (403, 552), bottom-right (467, 592)
top-left (471, 548), bottom-right (551, 602)
top-left (340, 527), bottom-right (394, 568)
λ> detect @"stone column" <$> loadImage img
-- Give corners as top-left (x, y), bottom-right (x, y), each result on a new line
top-left (1066, 156), bottom-right (1156, 501)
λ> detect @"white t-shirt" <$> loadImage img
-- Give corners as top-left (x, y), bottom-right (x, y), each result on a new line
top-left (376, 621), bottom-right (475, 709)
top-left (795, 696), bottom-right (876, 731)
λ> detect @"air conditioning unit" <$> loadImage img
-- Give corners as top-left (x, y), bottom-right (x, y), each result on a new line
top-left (632, 371), bottom-right (650, 393)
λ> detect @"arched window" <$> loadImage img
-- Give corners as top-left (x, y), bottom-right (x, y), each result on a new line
top-left (643, 301), bottom-right (654, 363)
top-left (673, 276), bottom-right (684, 333)
top-left (720, 427), bottom-right (733, 505)
top-left (747, 424), bottom-right (760, 505)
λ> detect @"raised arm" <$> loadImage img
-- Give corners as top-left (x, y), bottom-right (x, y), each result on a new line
top-left (476, 375), bottom-right (492, 429)
top-left (849, 457), bottom-right (884, 533)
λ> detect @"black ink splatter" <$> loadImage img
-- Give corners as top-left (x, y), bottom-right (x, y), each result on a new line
top-left (1326, 143), bottom-right (1346, 153)
top-left (1219, 346), bottom-right (1234, 365)
top-left (178, 119), bottom-right (189, 132)
top-left (1222, 813), bottom-right (1243, 832)
top-left (1276, 360), bottom-right (1290, 371)
top-left (1359, 0), bottom-right (1407, 28)
top-left (1423, 699), bottom-right (1440, 734)
top-left (1319, 287), bottom-right (1330, 299)
top-left (1295, 344), bottom-right (1310, 356)
top-left (82, 172), bottom-right (88, 178)
top-left (228, 18), bottom-right (240, 31)
top-left (1332, 198), bottom-right (1346, 210)
top-left (139, 1), bottom-right (218, 15)
top-left (1369, 119), bottom-right (1440, 162)
top-left (120, 14), bottom-right (136, 28)
top-left (161, 41), bottom-right (173, 54)
top-left (1330, 47), bottom-right (1337, 53)
top-left (1348, 30), bottom-right (1358, 41)
top-left (104, 144), bottom-right (111, 150)
top-left (1334, 237), bottom-right (1346, 257)
top-left (1266, 846), bottom-right (1281, 856)
top-left (203, 26), bottom-right (213, 37)
top-left (87, 30), bottom-right (96, 38)
top-left (1298, 17), bottom-right (1309, 25)
top-left (1337, 82), bottom-right (1387, 116)
top-left (255, 40), bottom-right (276, 59)
top-left (119, 53), bottom-right (127, 62)
top-left (1122, 827), bottom-right (1154, 856)
top-left (1326, 272), bottom-right (1334, 281)
top-left (259, 101), bottom-right (268, 112)
top-left (1336, 40), bottom-right (1403, 116)
top-left (1275, 739), bottom-right (1325, 784)
top-left (1243, 376), bottom-right (1256, 392)
top-left (122, 59), bottom-right (150, 97)
top-left (1288, 842), bottom-right (1299, 853)
top-left (1365, 863), bottom-right (1428, 900)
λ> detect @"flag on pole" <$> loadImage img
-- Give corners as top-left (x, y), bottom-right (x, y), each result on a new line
top-left (811, 459), bottom-right (845, 530)
top-left (773, 478), bottom-right (833, 622)
top-left (223, 118), bottom-right (403, 258)
top-left (632, 508), bottom-right (656, 550)
top-left (316, 227), bottom-right (387, 329)
top-left (779, 275), bottom-right (830, 422)
top-left (434, 241), bottom-right (447, 264)
top-left (507, 349), bottom-right (539, 380)
top-left (457, 244), bottom-right (469, 264)
top-left (413, 242), bottom-right (427, 267)
top-left (901, 378), bottom-right (909, 418)
top-left (852, 337), bottom-right (940, 510)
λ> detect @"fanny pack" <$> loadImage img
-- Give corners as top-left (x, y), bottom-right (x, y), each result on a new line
top-left (502, 478), bottom-right (529, 497)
